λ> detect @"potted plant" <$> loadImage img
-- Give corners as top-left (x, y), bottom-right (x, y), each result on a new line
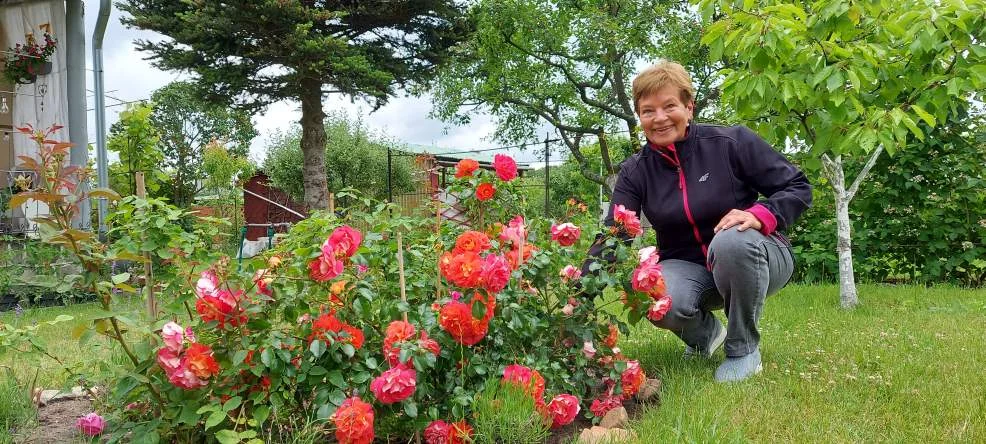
top-left (2, 32), bottom-right (57, 85)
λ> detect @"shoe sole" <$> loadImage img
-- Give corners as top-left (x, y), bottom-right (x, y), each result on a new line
top-left (707, 325), bottom-right (727, 357)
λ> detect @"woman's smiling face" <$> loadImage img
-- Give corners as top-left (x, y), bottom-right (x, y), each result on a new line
top-left (637, 85), bottom-right (694, 148)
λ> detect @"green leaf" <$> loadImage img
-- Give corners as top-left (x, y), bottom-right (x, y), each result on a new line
top-left (222, 396), bottom-right (242, 413)
top-left (310, 339), bottom-right (325, 358)
top-left (232, 350), bottom-right (249, 367)
top-left (253, 405), bottom-right (271, 426)
top-left (341, 343), bottom-right (356, 358)
top-left (205, 410), bottom-right (226, 430)
top-left (111, 272), bottom-right (131, 285)
top-left (328, 371), bottom-right (347, 388)
top-left (910, 104), bottom-right (936, 127)
top-left (404, 401), bottom-right (418, 418)
top-left (316, 403), bottom-right (335, 420)
top-left (215, 429), bottom-right (241, 444)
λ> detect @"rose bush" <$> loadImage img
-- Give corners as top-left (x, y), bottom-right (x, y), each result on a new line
top-left (13, 133), bottom-right (663, 443)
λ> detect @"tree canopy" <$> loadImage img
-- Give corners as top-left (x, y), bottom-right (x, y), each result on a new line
top-left (430, 0), bottom-right (723, 193)
top-left (150, 81), bottom-right (257, 208)
top-left (120, 0), bottom-right (471, 210)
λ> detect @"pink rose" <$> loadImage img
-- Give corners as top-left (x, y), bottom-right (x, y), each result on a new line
top-left (156, 347), bottom-right (183, 373)
top-left (582, 341), bottom-right (596, 359)
top-left (561, 303), bottom-right (575, 316)
top-left (357, 264), bottom-right (369, 275)
top-left (547, 394), bottom-right (580, 428)
top-left (647, 297), bottom-right (672, 321)
top-left (613, 205), bottom-right (643, 237)
top-left (308, 255), bottom-right (343, 282)
top-left (161, 322), bottom-right (184, 353)
top-left (167, 366), bottom-right (208, 390)
top-left (195, 271), bottom-right (219, 299)
top-left (559, 265), bottom-right (581, 283)
top-left (184, 326), bottom-right (197, 343)
top-left (450, 290), bottom-right (462, 301)
top-left (493, 154), bottom-right (518, 181)
top-left (637, 246), bottom-right (658, 264)
top-left (76, 412), bottom-right (105, 436)
top-left (424, 420), bottom-right (451, 444)
top-left (632, 258), bottom-right (665, 296)
top-left (499, 215), bottom-right (528, 245)
top-left (550, 222), bottom-right (581, 247)
top-left (324, 225), bottom-right (362, 259)
top-left (480, 254), bottom-right (511, 294)
top-left (369, 364), bottom-right (417, 404)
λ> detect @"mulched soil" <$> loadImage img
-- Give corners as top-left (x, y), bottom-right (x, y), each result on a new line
top-left (15, 398), bottom-right (92, 444)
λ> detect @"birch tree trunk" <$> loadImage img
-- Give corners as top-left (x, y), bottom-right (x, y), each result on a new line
top-left (821, 146), bottom-right (884, 309)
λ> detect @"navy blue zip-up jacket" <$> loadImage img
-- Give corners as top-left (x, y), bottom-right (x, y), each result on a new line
top-left (586, 123), bottom-right (812, 268)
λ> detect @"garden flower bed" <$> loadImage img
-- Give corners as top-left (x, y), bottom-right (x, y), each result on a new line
top-left (2, 126), bottom-right (668, 443)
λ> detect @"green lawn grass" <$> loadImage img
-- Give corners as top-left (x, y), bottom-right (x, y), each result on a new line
top-left (621, 284), bottom-right (986, 443)
top-left (2, 285), bottom-right (985, 442)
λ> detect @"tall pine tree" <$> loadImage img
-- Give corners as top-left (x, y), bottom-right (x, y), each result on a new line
top-left (121, 0), bottom-right (471, 209)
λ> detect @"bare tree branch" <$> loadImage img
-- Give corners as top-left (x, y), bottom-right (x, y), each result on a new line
top-left (846, 144), bottom-right (884, 202)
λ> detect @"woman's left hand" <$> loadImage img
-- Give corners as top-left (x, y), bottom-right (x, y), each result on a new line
top-left (714, 209), bottom-right (762, 233)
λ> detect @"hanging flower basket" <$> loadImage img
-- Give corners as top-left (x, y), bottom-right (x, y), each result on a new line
top-left (2, 33), bottom-right (57, 85)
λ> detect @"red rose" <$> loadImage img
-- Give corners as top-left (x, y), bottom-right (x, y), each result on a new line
top-left (310, 312), bottom-right (364, 349)
top-left (370, 364), bottom-right (417, 404)
top-left (621, 360), bottom-right (646, 397)
top-left (332, 396), bottom-right (374, 444)
top-left (493, 154), bottom-right (517, 181)
top-left (502, 364), bottom-right (546, 400)
top-left (455, 159), bottom-right (479, 178)
top-left (475, 182), bottom-right (496, 201)
top-left (613, 204), bottom-right (643, 237)
top-left (424, 420), bottom-right (451, 444)
top-left (547, 394), bottom-right (581, 428)
top-left (184, 343), bottom-right (220, 379)
top-left (589, 395), bottom-right (623, 418)
top-left (442, 251), bottom-right (483, 288)
top-left (449, 421), bottom-right (473, 444)
top-left (550, 222), bottom-right (581, 247)
top-left (453, 230), bottom-right (491, 254)
top-left (439, 292), bottom-right (496, 346)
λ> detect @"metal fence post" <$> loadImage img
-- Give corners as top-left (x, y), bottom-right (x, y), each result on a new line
top-left (544, 134), bottom-right (550, 217)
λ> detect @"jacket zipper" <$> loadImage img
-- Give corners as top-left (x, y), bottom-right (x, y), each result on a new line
top-left (659, 145), bottom-right (709, 260)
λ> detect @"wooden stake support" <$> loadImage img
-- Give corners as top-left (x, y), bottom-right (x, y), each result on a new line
top-left (397, 232), bottom-right (408, 323)
top-left (135, 172), bottom-right (157, 318)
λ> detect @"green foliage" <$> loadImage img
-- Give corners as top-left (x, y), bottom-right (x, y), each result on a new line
top-left (431, 0), bottom-right (723, 190)
top-left (0, 369), bottom-right (36, 443)
top-left (471, 378), bottom-right (551, 444)
top-left (262, 115), bottom-right (415, 204)
top-left (150, 81), bottom-right (257, 208)
top-left (107, 103), bottom-right (168, 198)
top-left (120, 0), bottom-right (471, 209)
top-left (701, 0), bottom-right (986, 157)
top-left (790, 113), bottom-right (986, 285)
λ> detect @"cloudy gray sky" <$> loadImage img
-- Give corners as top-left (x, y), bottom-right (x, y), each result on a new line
top-left (82, 3), bottom-right (558, 166)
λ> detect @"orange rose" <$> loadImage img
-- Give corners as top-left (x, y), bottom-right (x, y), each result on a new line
top-left (455, 159), bottom-right (480, 178)
top-left (475, 182), bottom-right (496, 201)
top-left (183, 343), bottom-right (220, 379)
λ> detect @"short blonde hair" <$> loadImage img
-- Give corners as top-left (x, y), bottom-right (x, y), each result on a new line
top-left (632, 61), bottom-right (695, 111)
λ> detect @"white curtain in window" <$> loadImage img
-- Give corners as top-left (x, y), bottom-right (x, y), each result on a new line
top-left (2, 0), bottom-right (69, 161)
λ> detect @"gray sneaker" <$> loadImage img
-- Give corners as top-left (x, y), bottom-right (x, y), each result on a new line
top-left (683, 319), bottom-right (726, 359)
top-left (714, 348), bottom-right (762, 383)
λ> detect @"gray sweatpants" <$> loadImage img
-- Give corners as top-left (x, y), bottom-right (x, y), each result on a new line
top-left (651, 227), bottom-right (795, 357)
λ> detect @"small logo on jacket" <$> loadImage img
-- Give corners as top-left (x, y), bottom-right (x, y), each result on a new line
top-left (699, 172), bottom-right (710, 182)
